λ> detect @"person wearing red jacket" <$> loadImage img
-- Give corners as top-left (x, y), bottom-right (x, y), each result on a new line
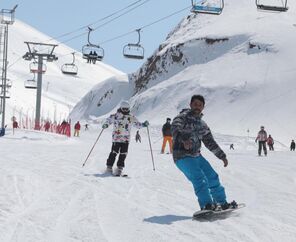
top-left (74, 121), bottom-right (81, 137)
top-left (266, 135), bottom-right (274, 151)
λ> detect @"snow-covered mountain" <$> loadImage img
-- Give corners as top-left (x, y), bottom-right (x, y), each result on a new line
top-left (2, 19), bottom-right (124, 124)
top-left (72, 0), bottom-right (296, 144)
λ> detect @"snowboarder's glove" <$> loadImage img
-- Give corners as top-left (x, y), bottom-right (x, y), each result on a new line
top-left (142, 120), bottom-right (149, 127)
top-left (102, 124), bottom-right (108, 129)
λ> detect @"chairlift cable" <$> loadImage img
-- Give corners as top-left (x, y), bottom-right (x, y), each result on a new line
top-left (100, 5), bottom-right (191, 45)
top-left (47, 0), bottom-right (146, 42)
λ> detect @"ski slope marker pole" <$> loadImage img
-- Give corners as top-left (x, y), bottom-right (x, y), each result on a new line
top-left (146, 126), bottom-right (155, 171)
top-left (82, 129), bottom-right (104, 167)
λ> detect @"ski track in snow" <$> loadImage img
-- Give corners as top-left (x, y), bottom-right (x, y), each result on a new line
top-left (1, 128), bottom-right (296, 242)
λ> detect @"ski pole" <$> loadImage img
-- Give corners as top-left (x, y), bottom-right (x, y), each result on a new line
top-left (146, 126), bottom-right (156, 171)
top-left (82, 129), bottom-right (104, 167)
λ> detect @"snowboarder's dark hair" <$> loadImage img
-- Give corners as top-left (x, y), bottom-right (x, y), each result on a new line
top-left (190, 95), bottom-right (205, 105)
top-left (166, 118), bottom-right (171, 121)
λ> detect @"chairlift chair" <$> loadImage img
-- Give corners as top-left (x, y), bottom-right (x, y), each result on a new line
top-left (123, 29), bottom-right (145, 60)
top-left (0, 79), bottom-right (12, 88)
top-left (24, 73), bottom-right (37, 89)
top-left (82, 27), bottom-right (104, 63)
top-left (61, 52), bottom-right (78, 75)
top-left (191, 0), bottom-right (224, 15)
top-left (0, 90), bottom-right (10, 99)
top-left (256, 0), bottom-right (288, 12)
top-left (30, 61), bottom-right (47, 73)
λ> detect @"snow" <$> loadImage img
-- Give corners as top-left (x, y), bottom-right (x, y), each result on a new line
top-left (1, 127), bottom-right (296, 242)
top-left (2, 0), bottom-right (296, 241)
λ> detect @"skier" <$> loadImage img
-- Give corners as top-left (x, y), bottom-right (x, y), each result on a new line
top-left (74, 121), bottom-right (81, 137)
top-left (255, 126), bottom-right (268, 156)
top-left (230, 144), bottom-right (234, 150)
top-left (290, 140), bottom-right (295, 151)
top-left (44, 121), bottom-right (50, 132)
top-left (161, 118), bottom-right (173, 154)
top-left (171, 94), bottom-right (237, 211)
top-left (135, 130), bottom-right (141, 143)
top-left (85, 124), bottom-right (89, 131)
top-left (266, 135), bottom-right (274, 151)
top-left (102, 101), bottom-right (149, 176)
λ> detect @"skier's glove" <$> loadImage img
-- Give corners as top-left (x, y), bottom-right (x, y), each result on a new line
top-left (102, 124), bottom-right (108, 129)
top-left (142, 120), bottom-right (149, 127)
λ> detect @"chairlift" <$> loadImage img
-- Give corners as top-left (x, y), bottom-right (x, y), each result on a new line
top-left (61, 52), bottom-right (78, 75)
top-left (256, 0), bottom-right (288, 12)
top-left (191, 0), bottom-right (224, 15)
top-left (82, 27), bottom-right (104, 63)
top-left (0, 79), bottom-right (12, 88)
top-left (0, 89), bottom-right (10, 99)
top-left (24, 73), bottom-right (37, 89)
top-left (30, 61), bottom-right (47, 73)
top-left (123, 29), bottom-right (145, 60)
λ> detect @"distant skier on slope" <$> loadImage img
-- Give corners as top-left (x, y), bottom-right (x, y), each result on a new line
top-left (161, 118), bottom-right (173, 154)
top-left (171, 94), bottom-right (237, 212)
top-left (102, 101), bottom-right (149, 176)
top-left (266, 135), bottom-right (274, 151)
top-left (255, 126), bottom-right (268, 156)
top-left (290, 140), bottom-right (295, 151)
top-left (135, 130), bottom-right (141, 143)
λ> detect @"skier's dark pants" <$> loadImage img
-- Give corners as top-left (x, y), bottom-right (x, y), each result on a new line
top-left (268, 144), bottom-right (274, 151)
top-left (258, 141), bottom-right (267, 155)
top-left (107, 142), bottom-right (129, 168)
top-left (291, 147), bottom-right (295, 151)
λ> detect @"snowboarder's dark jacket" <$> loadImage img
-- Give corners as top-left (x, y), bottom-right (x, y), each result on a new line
top-left (162, 123), bottom-right (172, 137)
top-left (171, 109), bottom-right (226, 162)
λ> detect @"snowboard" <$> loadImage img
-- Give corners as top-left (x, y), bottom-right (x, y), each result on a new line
top-left (192, 203), bottom-right (246, 220)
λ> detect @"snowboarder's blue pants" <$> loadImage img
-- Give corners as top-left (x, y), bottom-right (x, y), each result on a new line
top-left (176, 156), bottom-right (227, 209)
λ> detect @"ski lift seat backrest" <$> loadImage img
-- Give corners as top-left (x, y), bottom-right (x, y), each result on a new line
top-left (24, 79), bottom-right (37, 89)
top-left (30, 62), bottom-right (46, 73)
top-left (123, 43), bottom-right (144, 60)
top-left (191, 0), bottom-right (224, 15)
top-left (61, 63), bottom-right (78, 75)
top-left (256, 0), bottom-right (288, 12)
top-left (191, 5), bottom-right (223, 15)
top-left (82, 45), bottom-right (104, 61)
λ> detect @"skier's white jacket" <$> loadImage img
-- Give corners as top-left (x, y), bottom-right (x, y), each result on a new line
top-left (103, 109), bottom-right (144, 143)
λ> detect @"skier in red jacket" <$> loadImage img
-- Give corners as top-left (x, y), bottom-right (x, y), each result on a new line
top-left (74, 121), bottom-right (81, 137)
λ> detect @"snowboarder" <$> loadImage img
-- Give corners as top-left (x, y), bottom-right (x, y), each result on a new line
top-left (161, 118), bottom-right (173, 154)
top-left (135, 130), bottom-right (141, 143)
top-left (74, 121), bottom-right (81, 137)
top-left (290, 140), bottom-right (295, 151)
top-left (266, 135), bottom-right (274, 151)
top-left (255, 126), bottom-right (268, 156)
top-left (102, 101), bottom-right (149, 176)
top-left (230, 144), bottom-right (234, 150)
top-left (171, 94), bottom-right (237, 211)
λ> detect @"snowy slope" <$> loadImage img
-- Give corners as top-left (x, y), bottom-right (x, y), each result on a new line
top-left (73, 0), bottom-right (296, 144)
top-left (3, 19), bottom-right (124, 124)
top-left (0, 128), bottom-right (295, 242)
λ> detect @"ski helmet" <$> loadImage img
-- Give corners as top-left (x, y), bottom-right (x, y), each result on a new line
top-left (120, 100), bottom-right (130, 111)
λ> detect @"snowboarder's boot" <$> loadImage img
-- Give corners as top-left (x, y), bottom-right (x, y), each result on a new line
top-left (201, 203), bottom-right (216, 211)
top-left (218, 200), bottom-right (238, 211)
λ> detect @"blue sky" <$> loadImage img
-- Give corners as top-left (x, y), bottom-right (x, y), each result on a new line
top-left (1, 0), bottom-right (191, 73)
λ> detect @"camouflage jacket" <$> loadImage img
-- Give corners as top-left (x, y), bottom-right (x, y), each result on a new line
top-left (103, 110), bottom-right (143, 143)
top-left (171, 109), bottom-right (226, 162)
